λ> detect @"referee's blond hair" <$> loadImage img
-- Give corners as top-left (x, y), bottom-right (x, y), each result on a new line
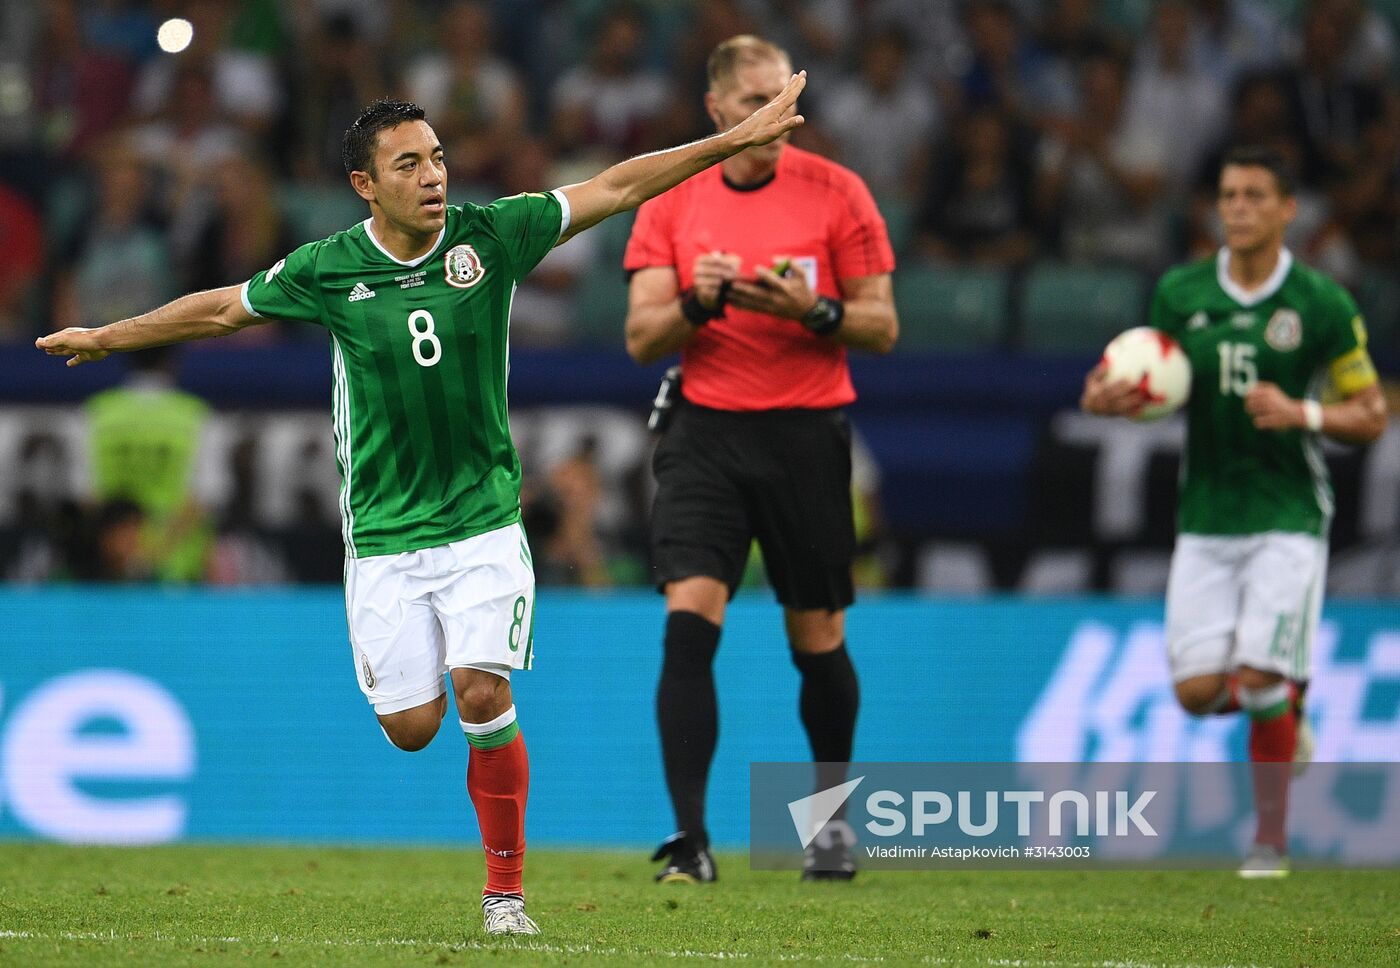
top-left (706, 35), bottom-right (791, 92)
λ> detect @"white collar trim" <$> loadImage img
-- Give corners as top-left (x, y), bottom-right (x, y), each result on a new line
top-left (1216, 246), bottom-right (1292, 307)
top-left (362, 218), bottom-right (448, 267)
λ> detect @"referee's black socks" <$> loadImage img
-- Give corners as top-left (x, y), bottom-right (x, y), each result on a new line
top-left (657, 610), bottom-right (722, 847)
top-left (792, 643), bottom-right (860, 792)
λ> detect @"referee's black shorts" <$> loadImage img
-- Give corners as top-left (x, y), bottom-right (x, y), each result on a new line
top-left (649, 400), bottom-right (856, 611)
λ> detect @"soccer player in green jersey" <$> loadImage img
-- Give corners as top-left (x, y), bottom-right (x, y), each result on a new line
top-left (1082, 146), bottom-right (1388, 878)
top-left (37, 78), bottom-right (808, 934)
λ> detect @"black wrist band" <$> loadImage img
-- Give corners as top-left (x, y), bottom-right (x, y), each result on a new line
top-left (801, 296), bottom-right (844, 336)
top-left (680, 289), bottom-right (722, 326)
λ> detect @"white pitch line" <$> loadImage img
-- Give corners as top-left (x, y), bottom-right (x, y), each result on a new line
top-left (0, 930), bottom-right (1265, 968)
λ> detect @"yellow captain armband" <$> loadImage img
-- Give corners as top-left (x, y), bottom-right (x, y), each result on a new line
top-left (1352, 314), bottom-right (1368, 348)
top-left (1329, 344), bottom-right (1379, 399)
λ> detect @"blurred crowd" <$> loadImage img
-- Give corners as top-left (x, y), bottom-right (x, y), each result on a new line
top-left (2, 0), bottom-right (1400, 589)
top-left (1, 0), bottom-right (1398, 349)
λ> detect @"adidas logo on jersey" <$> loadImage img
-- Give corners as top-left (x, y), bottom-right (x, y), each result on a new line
top-left (348, 282), bottom-right (376, 302)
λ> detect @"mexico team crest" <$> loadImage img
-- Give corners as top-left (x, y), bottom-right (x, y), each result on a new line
top-left (1265, 309), bottom-right (1302, 351)
top-left (444, 244), bottom-right (486, 289)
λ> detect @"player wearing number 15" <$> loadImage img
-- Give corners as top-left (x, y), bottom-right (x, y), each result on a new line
top-left (36, 82), bottom-right (809, 934)
top-left (1082, 146), bottom-right (1388, 878)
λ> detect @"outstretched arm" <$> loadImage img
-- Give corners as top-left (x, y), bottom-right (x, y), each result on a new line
top-left (36, 285), bottom-right (260, 366)
top-left (556, 71), bottom-right (807, 244)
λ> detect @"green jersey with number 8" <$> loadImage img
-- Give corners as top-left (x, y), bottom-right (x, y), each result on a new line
top-left (1151, 248), bottom-right (1378, 538)
top-left (242, 191), bottom-right (567, 557)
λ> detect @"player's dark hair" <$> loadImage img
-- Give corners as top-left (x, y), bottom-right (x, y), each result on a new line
top-left (342, 98), bottom-right (427, 177)
top-left (1221, 146), bottom-right (1296, 197)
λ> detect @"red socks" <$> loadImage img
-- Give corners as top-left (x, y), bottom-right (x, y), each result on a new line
top-left (1241, 683), bottom-right (1296, 850)
top-left (464, 709), bottom-right (529, 896)
top-left (1247, 705), bottom-right (1298, 763)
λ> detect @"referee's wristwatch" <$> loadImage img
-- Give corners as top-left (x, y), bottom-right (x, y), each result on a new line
top-left (800, 296), bottom-right (844, 336)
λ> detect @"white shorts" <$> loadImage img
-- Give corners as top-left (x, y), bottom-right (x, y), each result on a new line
top-left (1165, 532), bottom-right (1327, 684)
top-left (345, 521), bottom-right (536, 714)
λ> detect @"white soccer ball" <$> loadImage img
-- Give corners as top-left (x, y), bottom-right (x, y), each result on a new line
top-left (1101, 327), bottom-right (1191, 421)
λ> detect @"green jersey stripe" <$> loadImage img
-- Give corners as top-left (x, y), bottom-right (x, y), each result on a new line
top-left (359, 347), bottom-right (404, 515)
top-left (340, 340), bottom-right (358, 556)
top-left (384, 310), bottom-right (438, 501)
top-left (502, 282), bottom-right (516, 410)
top-left (1302, 370), bottom-right (1333, 524)
top-left (330, 337), bottom-right (345, 549)
top-left (453, 298), bottom-right (491, 487)
top-left (345, 352), bottom-right (383, 526)
top-left (331, 336), bottom-right (357, 556)
top-left (362, 332), bottom-right (414, 505)
top-left (422, 324), bottom-right (460, 496)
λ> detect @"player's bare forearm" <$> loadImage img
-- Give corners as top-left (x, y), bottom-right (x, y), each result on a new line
top-left (1319, 385), bottom-right (1387, 444)
top-left (564, 133), bottom-right (742, 241)
top-left (834, 298), bottom-right (898, 354)
top-left (627, 264), bottom-right (697, 364)
top-left (625, 303), bottom-right (695, 364)
top-left (557, 72), bottom-right (807, 242)
top-left (828, 274), bottom-right (896, 354)
top-left (1245, 382), bottom-right (1387, 444)
top-left (36, 286), bottom-right (258, 366)
top-left (626, 268), bottom-right (695, 364)
top-left (102, 289), bottom-right (253, 347)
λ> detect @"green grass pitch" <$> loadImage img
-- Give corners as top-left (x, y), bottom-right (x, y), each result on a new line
top-left (0, 844), bottom-right (1396, 966)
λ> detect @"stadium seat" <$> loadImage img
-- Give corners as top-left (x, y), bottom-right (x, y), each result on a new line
top-left (1373, 0), bottom-right (1400, 33)
top-left (571, 269), bottom-right (630, 347)
top-left (1104, 0), bottom-right (1308, 29)
top-left (44, 177), bottom-right (90, 254)
top-left (916, 542), bottom-right (993, 593)
top-left (892, 264), bottom-right (1010, 349)
top-left (280, 185), bottom-right (366, 245)
top-left (448, 181), bottom-right (498, 207)
top-left (592, 209), bottom-right (637, 266)
top-left (1098, 0), bottom-right (1153, 31)
top-left (1110, 549), bottom-right (1172, 596)
top-left (1019, 263), bottom-right (1148, 353)
top-left (874, 194), bottom-right (915, 258)
top-left (1356, 270), bottom-right (1400, 356)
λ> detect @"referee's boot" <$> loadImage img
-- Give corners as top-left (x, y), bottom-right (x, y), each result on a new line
top-left (651, 831), bottom-right (716, 883)
top-left (802, 819), bottom-right (857, 882)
